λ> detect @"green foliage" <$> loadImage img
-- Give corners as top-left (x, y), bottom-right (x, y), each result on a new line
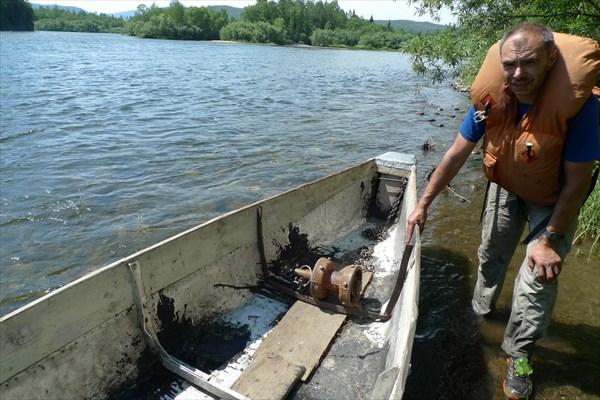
top-left (219, 20), bottom-right (288, 44)
top-left (28, 0), bottom-right (442, 50)
top-left (576, 162), bottom-right (600, 259)
top-left (310, 28), bottom-right (359, 47)
top-left (125, 1), bottom-right (229, 40)
top-left (401, 29), bottom-right (482, 84)
top-left (25, 0), bottom-right (442, 49)
top-left (404, 0), bottom-right (600, 85)
top-left (238, 0), bottom-right (349, 45)
top-left (1, 0), bottom-right (34, 31)
top-left (358, 31), bottom-right (407, 50)
top-left (513, 357), bottom-right (533, 376)
top-left (34, 5), bottom-right (126, 33)
top-left (242, 0), bottom-right (280, 25)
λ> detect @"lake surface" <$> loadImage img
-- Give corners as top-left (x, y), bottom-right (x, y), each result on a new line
top-left (1, 31), bottom-right (598, 399)
top-left (0, 31), bottom-right (465, 313)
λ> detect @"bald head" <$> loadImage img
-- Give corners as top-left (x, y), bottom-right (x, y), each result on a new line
top-left (497, 23), bottom-right (558, 103)
top-left (499, 23), bottom-right (556, 54)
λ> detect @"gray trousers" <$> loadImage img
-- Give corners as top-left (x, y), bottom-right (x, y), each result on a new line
top-left (472, 183), bottom-right (577, 358)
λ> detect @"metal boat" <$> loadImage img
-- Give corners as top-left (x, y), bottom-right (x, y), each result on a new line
top-left (0, 152), bottom-right (421, 400)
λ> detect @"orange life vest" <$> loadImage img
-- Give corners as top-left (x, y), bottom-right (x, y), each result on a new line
top-left (470, 32), bottom-right (600, 206)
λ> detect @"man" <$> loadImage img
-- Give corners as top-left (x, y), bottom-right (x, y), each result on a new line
top-left (405, 23), bottom-right (600, 400)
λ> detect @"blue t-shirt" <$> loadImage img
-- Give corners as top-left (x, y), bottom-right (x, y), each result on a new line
top-left (459, 93), bottom-right (600, 162)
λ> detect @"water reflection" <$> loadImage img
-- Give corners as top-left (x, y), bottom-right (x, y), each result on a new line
top-left (404, 246), bottom-right (492, 400)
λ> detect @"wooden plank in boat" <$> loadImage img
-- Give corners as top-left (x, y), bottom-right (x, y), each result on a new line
top-left (232, 271), bottom-right (373, 398)
top-left (231, 352), bottom-right (305, 399)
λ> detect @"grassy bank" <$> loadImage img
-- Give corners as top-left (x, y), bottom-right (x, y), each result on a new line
top-left (575, 162), bottom-right (600, 259)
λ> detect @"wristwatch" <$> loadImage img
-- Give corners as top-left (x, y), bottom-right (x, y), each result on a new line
top-left (541, 229), bottom-right (563, 244)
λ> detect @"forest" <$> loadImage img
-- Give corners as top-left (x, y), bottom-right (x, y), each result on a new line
top-left (121, 0), bottom-right (417, 50)
top-left (124, 0), bottom-right (415, 49)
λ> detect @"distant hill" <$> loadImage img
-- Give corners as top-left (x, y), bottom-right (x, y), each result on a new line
top-left (208, 5), bottom-right (243, 20)
top-left (32, 3), bottom-right (133, 18)
top-left (106, 5), bottom-right (244, 20)
top-left (109, 5), bottom-right (242, 21)
top-left (375, 19), bottom-right (447, 34)
top-left (110, 10), bottom-right (136, 20)
top-left (31, 3), bottom-right (85, 13)
top-left (32, 3), bottom-right (244, 20)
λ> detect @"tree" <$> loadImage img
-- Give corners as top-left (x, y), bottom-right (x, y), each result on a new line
top-left (125, 2), bottom-right (228, 40)
top-left (402, 0), bottom-right (600, 85)
top-left (168, 0), bottom-right (185, 26)
top-left (34, 5), bottom-right (126, 33)
top-left (0, 0), bottom-right (34, 31)
top-left (242, 0), bottom-right (280, 24)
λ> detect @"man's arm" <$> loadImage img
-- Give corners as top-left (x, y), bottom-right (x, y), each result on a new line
top-left (406, 133), bottom-right (477, 242)
top-left (529, 160), bottom-right (595, 282)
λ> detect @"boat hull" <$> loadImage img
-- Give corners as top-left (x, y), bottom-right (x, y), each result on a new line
top-left (0, 152), bottom-right (420, 400)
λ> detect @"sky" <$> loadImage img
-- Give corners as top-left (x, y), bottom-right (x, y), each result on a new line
top-left (32, 0), bottom-right (455, 24)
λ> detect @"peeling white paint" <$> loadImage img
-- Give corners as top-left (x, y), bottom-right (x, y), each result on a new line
top-left (371, 227), bottom-right (399, 278)
top-left (364, 319), bottom-right (390, 347)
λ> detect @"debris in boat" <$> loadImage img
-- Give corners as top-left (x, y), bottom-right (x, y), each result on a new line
top-left (357, 248), bottom-right (375, 272)
top-left (362, 226), bottom-right (386, 241)
top-left (335, 245), bottom-right (374, 273)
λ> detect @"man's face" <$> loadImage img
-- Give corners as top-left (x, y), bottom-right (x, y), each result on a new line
top-left (500, 32), bottom-right (557, 104)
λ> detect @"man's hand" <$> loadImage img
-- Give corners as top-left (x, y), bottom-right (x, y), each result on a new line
top-left (528, 238), bottom-right (562, 282)
top-left (406, 206), bottom-right (427, 244)
top-left (528, 160), bottom-right (594, 283)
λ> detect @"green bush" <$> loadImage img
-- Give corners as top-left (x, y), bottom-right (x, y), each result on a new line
top-left (358, 31), bottom-right (408, 49)
top-left (576, 162), bottom-right (600, 259)
top-left (219, 20), bottom-right (287, 44)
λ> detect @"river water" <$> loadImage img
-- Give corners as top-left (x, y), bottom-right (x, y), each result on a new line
top-left (1, 31), bottom-right (598, 399)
